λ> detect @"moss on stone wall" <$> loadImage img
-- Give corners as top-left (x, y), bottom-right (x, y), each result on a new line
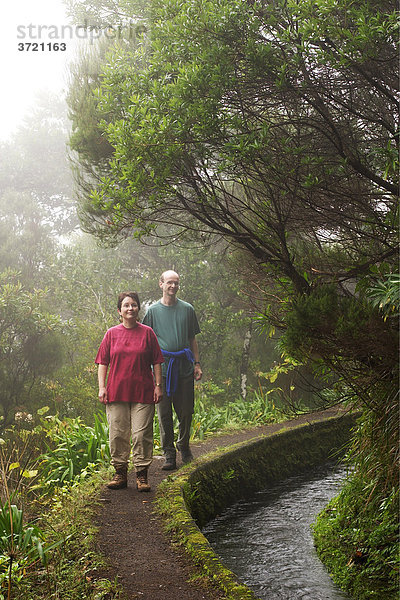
top-left (156, 413), bottom-right (357, 600)
top-left (186, 414), bottom-right (355, 528)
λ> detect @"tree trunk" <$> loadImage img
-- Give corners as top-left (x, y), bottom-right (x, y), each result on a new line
top-left (240, 321), bottom-right (253, 401)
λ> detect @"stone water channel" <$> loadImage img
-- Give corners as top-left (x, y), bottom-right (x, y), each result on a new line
top-left (202, 462), bottom-right (350, 600)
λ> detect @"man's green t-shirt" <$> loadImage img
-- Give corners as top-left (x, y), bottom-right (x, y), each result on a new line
top-left (142, 299), bottom-right (200, 378)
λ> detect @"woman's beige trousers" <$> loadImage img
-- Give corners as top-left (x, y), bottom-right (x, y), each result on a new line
top-left (106, 402), bottom-right (154, 470)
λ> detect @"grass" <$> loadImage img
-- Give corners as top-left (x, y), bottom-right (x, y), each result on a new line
top-left (313, 475), bottom-right (399, 600)
top-left (152, 391), bottom-right (285, 452)
top-left (0, 392), bottom-right (282, 600)
top-left (4, 469), bottom-right (124, 600)
top-left (0, 394), bottom-right (349, 599)
top-left (0, 412), bottom-right (121, 600)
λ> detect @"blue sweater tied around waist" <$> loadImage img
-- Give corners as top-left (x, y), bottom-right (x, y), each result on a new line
top-left (161, 348), bottom-right (194, 396)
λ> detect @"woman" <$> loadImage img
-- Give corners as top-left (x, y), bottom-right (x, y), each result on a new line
top-left (96, 292), bottom-right (164, 492)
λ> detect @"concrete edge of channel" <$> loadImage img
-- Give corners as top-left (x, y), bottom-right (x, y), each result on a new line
top-left (155, 412), bottom-right (358, 600)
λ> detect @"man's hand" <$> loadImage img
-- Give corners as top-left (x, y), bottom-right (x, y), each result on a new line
top-left (194, 363), bottom-right (203, 381)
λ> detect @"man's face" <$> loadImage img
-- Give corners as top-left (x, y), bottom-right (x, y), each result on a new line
top-left (160, 272), bottom-right (180, 297)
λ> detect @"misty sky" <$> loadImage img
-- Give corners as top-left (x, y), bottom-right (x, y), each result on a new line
top-left (2, 0), bottom-right (77, 140)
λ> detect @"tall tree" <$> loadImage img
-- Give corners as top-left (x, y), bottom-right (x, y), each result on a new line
top-left (67, 6), bottom-right (399, 584)
top-left (0, 191), bottom-right (57, 287)
top-left (0, 270), bottom-right (63, 427)
top-left (0, 93), bottom-right (76, 234)
top-left (69, 0), bottom-right (397, 259)
top-left (68, 0), bottom-right (398, 393)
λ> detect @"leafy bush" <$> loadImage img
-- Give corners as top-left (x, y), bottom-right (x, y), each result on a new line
top-left (0, 500), bottom-right (63, 600)
top-left (0, 270), bottom-right (64, 428)
top-left (313, 401), bottom-right (399, 599)
top-left (365, 273), bottom-right (400, 319)
top-left (0, 411), bottom-right (112, 599)
top-left (39, 413), bottom-right (110, 489)
top-left (313, 476), bottom-right (399, 599)
top-left (190, 391), bottom-right (282, 440)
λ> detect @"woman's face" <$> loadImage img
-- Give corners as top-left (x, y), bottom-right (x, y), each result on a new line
top-left (118, 296), bottom-right (139, 326)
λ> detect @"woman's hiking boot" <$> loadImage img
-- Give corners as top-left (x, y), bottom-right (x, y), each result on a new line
top-left (136, 468), bottom-right (151, 492)
top-left (107, 466), bottom-right (128, 489)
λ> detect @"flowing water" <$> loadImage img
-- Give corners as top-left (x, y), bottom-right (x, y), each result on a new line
top-left (202, 463), bottom-right (350, 600)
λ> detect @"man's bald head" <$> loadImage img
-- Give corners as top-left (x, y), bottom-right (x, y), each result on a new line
top-left (159, 271), bottom-right (180, 304)
top-left (160, 270), bottom-right (179, 283)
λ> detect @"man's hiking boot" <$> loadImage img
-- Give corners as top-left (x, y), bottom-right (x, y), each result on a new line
top-left (107, 466), bottom-right (127, 489)
top-left (180, 449), bottom-right (194, 464)
top-left (161, 457), bottom-right (176, 471)
top-left (136, 468), bottom-right (151, 492)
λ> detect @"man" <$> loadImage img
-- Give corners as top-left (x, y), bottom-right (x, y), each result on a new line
top-left (142, 270), bottom-right (202, 470)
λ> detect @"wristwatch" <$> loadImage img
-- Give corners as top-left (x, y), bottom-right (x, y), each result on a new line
top-left (155, 383), bottom-right (162, 387)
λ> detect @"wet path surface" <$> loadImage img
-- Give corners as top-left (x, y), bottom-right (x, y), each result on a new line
top-left (203, 463), bottom-right (350, 600)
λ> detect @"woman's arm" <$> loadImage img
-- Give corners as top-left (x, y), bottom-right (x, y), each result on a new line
top-left (153, 363), bottom-right (163, 404)
top-left (98, 364), bottom-right (108, 404)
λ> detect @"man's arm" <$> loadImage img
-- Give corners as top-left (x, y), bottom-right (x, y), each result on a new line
top-left (189, 337), bottom-right (202, 381)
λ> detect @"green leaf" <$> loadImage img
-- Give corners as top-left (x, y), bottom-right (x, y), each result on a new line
top-left (21, 470), bottom-right (38, 479)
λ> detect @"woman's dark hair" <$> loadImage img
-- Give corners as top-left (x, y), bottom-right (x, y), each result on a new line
top-left (117, 291), bottom-right (141, 311)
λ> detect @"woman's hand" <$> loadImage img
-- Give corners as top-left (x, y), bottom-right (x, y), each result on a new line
top-left (153, 364), bottom-right (163, 404)
top-left (97, 365), bottom-right (108, 403)
top-left (98, 386), bottom-right (108, 404)
top-left (153, 385), bottom-right (163, 404)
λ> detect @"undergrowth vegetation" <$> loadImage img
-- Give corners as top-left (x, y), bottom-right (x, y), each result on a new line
top-left (311, 276), bottom-right (399, 600)
top-left (313, 476), bottom-right (399, 599)
top-left (0, 409), bottom-right (116, 600)
top-left (0, 385), bottom-right (397, 600)
top-left (0, 391), bottom-right (282, 599)
top-left (313, 407), bottom-right (399, 600)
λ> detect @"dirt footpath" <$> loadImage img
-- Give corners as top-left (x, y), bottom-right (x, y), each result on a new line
top-left (96, 409), bottom-right (343, 600)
